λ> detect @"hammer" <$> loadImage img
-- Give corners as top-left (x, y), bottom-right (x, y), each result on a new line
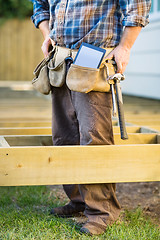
top-left (108, 73), bottom-right (128, 140)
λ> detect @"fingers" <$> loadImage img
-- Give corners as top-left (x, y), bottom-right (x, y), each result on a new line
top-left (41, 46), bottom-right (49, 58)
top-left (105, 45), bottom-right (130, 74)
top-left (116, 60), bottom-right (123, 74)
top-left (50, 38), bottom-right (56, 46)
top-left (105, 52), bottom-right (113, 60)
top-left (41, 36), bottom-right (54, 58)
top-left (105, 51), bottom-right (122, 73)
top-left (115, 59), bottom-right (128, 74)
top-left (41, 39), bottom-right (50, 57)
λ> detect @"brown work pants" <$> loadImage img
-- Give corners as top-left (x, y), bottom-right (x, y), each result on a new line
top-left (51, 84), bottom-right (121, 227)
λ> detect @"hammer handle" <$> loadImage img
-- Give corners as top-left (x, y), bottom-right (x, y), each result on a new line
top-left (115, 82), bottom-right (128, 140)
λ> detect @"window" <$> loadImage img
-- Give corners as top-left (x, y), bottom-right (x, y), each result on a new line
top-left (150, 0), bottom-right (160, 20)
top-left (150, 1), bottom-right (154, 13)
top-left (158, 0), bottom-right (160, 11)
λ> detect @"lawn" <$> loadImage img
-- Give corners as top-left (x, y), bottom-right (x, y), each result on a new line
top-left (0, 186), bottom-right (159, 240)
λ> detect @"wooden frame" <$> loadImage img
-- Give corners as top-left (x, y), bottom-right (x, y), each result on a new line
top-left (0, 126), bottom-right (142, 136)
top-left (1, 83), bottom-right (160, 187)
top-left (1, 133), bottom-right (159, 146)
top-left (0, 120), bottom-right (159, 186)
top-left (0, 144), bottom-right (160, 186)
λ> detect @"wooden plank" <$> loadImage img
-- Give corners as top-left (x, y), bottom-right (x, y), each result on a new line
top-left (3, 133), bottom-right (158, 146)
top-left (0, 145), bottom-right (159, 186)
top-left (115, 133), bottom-right (157, 145)
top-left (0, 127), bottom-right (52, 136)
top-left (0, 137), bottom-right (10, 148)
top-left (126, 119), bottom-right (160, 126)
top-left (4, 136), bottom-right (53, 147)
top-left (113, 126), bottom-right (140, 134)
top-left (0, 122), bottom-right (52, 128)
top-left (147, 126), bottom-right (160, 132)
top-left (157, 135), bottom-right (160, 144)
top-left (0, 117), bottom-right (52, 121)
top-left (0, 120), bottom-right (118, 128)
top-left (125, 114), bottom-right (160, 120)
top-left (0, 126), bottom-right (141, 136)
top-left (0, 118), bottom-right (52, 122)
top-left (140, 126), bottom-right (159, 133)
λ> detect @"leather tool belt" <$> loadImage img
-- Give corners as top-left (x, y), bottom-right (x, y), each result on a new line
top-left (32, 45), bottom-right (115, 95)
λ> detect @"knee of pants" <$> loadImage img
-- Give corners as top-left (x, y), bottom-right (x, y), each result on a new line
top-left (80, 124), bottom-right (114, 145)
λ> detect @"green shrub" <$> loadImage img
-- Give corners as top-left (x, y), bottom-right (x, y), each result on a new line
top-left (0, 0), bottom-right (33, 19)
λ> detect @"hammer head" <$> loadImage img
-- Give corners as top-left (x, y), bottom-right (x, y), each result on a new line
top-left (111, 73), bottom-right (125, 81)
top-left (108, 73), bottom-right (125, 84)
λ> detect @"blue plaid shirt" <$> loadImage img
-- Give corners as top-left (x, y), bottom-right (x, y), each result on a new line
top-left (31, 0), bottom-right (151, 49)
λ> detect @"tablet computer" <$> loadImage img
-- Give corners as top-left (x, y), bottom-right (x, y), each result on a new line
top-left (74, 42), bottom-right (106, 69)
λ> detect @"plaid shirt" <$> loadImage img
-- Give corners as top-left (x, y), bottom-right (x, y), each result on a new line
top-left (31, 0), bottom-right (151, 49)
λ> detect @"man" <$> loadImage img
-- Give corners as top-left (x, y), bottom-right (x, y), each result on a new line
top-left (31, 0), bottom-right (151, 235)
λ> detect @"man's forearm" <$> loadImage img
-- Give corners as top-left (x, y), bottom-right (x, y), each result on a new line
top-left (38, 20), bottom-right (55, 57)
top-left (119, 26), bottom-right (142, 50)
top-left (39, 20), bottom-right (50, 39)
top-left (106, 26), bottom-right (142, 73)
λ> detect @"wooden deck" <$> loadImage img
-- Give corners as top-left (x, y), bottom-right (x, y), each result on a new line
top-left (0, 82), bottom-right (160, 186)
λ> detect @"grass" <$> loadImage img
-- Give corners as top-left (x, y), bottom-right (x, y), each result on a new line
top-left (0, 186), bottom-right (159, 240)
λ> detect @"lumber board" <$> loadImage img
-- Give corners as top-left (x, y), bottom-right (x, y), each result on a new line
top-left (0, 118), bottom-right (52, 121)
top-left (125, 114), bottom-right (160, 120)
top-left (4, 135), bottom-right (53, 147)
top-left (0, 127), bottom-right (52, 136)
top-left (110, 133), bottom-right (157, 144)
top-left (0, 126), bottom-right (158, 136)
top-left (126, 119), bottom-right (160, 126)
top-left (3, 133), bottom-right (158, 146)
top-left (0, 122), bottom-right (52, 128)
top-left (0, 137), bottom-right (10, 147)
top-left (0, 120), bottom-right (118, 128)
top-left (0, 110), bottom-right (52, 120)
top-left (109, 126), bottom-right (154, 134)
top-left (147, 126), bottom-right (160, 132)
top-left (140, 126), bottom-right (159, 133)
top-left (0, 126), bottom-right (141, 136)
top-left (0, 145), bottom-right (159, 186)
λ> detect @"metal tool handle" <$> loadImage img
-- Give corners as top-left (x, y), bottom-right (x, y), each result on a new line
top-left (115, 82), bottom-right (128, 140)
top-left (111, 84), bottom-right (117, 117)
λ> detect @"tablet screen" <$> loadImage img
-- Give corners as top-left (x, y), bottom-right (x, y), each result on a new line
top-left (74, 43), bottom-right (106, 69)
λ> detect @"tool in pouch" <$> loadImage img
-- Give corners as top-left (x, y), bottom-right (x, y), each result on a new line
top-left (106, 60), bottom-right (128, 140)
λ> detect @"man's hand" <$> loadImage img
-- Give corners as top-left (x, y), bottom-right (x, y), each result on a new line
top-left (38, 20), bottom-right (55, 57)
top-left (41, 36), bottom-right (55, 58)
top-left (105, 26), bottom-right (142, 74)
top-left (106, 45), bottom-right (130, 74)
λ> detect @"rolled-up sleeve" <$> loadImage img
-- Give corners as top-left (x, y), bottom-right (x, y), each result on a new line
top-left (31, 0), bottom-right (50, 28)
top-left (119, 0), bottom-right (151, 27)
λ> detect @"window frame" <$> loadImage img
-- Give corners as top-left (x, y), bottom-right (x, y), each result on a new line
top-left (150, 0), bottom-right (160, 21)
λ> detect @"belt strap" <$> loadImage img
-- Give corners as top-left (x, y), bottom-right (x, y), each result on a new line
top-left (55, 45), bottom-right (114, 61)
top-left (50, 45), bottom-right (115, 76)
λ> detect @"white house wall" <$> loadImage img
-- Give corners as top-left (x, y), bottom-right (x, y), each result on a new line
top-left (121, 20), bottom-right (160, 99)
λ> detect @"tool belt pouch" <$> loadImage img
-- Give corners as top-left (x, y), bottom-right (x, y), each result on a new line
top-left (66, 61), bottom-right (115, 93)
top-left (32, 49), bottom-right (55, 95)
top-left (48, 48), bottom-right (67, 88)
